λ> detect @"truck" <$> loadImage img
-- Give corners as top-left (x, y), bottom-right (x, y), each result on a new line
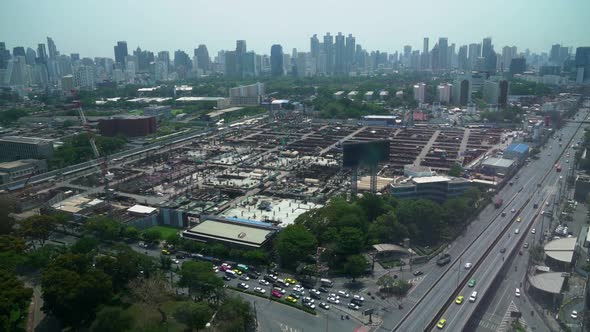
top-left (494, 197), bottom-right (503, 208)
top-left (436, 253), bottom-right (451, 266)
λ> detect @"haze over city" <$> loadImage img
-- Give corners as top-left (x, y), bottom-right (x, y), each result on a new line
top-left (2, 0), bottom-right (590, 56)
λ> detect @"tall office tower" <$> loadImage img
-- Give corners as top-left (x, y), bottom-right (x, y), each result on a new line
top-left (575, 47), bottom-right (590, 84)
top-left (114, 41), bottom-right (128, 68)
top-left (482, 37), bottom-right (492, 59)
top-left (431, 43), bottom-right (440, 71)
top-left (334, 32), bottom-right (346, 75)
top-left (355, 44), bottom-right (365, 70)
top-left (458, 45), bottom-right (468, 71)
top-left (323, 33), bottom-right (334, 74)
top-left (549, 44), bottom-right (561, 63)
top-left (403, 45), bottom-right (412, 66)
top-left (283, 54), bottom-right (291, 75)
top-left (559, 46), bottom-right (569, 63)
top-left (194, 45), bottom-right (210, 71)
top-left (235, 40), bottom-right (247, 78)
top-left (411, 50), bottom-right (420, 69)
top-left (345, 34), bottom-right (355, 72)
top-left (437, 83), bottom-right (452, 104)
top-left (482, 37), bottom-right (496, 71)
top-left (422, 37), bottom-right (430, 70)
top-left (12, 46), bottom-right (25, 58)
top-left (438, 38), bottom-right (448, 70)
top-left (157, 51), bottom-right (170, 70)
top-left (270, 44), bottom-right (284, 77)
top-left (413, 83), bottom-right (426, 103)
top-left (0, 42), bottom-right (9, 69)
top-left (70, 53), bottom-right (80, 61)
top-left (310, 34), bottom-right (320, 59)
top-left (501, 46), bottom-right (515, 72)
top-left (36, 44), bottom-right (47, 64)
top-left (47, 37), bottom-right (58, 58)
top-left (242, 51), bottom-right (257, 78)
top-left (509, 58), bottom-right (526, 76)
top-left (452, 78), bottom-right (471, 106)
top-left (224, 51), bottom-right (237, 77)
top-left (449, 43), bottom-right (456, 68)
top-left (468, 43), bottom-right (481, 69)
top-left (174, 50), bottom-right (191, 79)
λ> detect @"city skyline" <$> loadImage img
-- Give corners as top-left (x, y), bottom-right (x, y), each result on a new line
top-left (2, 0), bottom-right (589, 58)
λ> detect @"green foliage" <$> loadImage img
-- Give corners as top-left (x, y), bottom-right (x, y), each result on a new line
top-left (213, 296), bottom-right (255, 332)
top-left (344, 254), bottom-right (369, 281)
top-left (0, 196), bottom-right (16, 235)
top-left (41, 253), bottom-right (114, 328)
top-left (509, 79), bottom-right (552, 96)
top-left (396, 199), bottom-right (444, 244)
top-left (90, 306), bottom-right (134, 332)
top-left (70, 236), bottom-right (99, 254)
top-left (177, 261), bottom-right (224, 303)
top-left (368, 211), bottom-right (408, 244)
top-left (448, 163), bottom-right (463, 177)
top-left (50, 133), bottom-right (127, 169)
top-left (0, 269), bottom-right (33, 332)
top-left (275, 224), bottom-right (317, 269)
top-left (0, 108), bottom-right (29, 126)
top-left (84, 216), bottom-right (123, 241)
top-left (173, 301), bottom-right (213, 331)
top-left (480, 106), bottom-right (522, 123)
top-left (96, 246), bottom-right (157, 292)
top-left (18, 215), bottom-right (57, 248)
top-left (143, 228), bottom-right (162, 242)
top-left (377, 275), bottom-right (411, 296)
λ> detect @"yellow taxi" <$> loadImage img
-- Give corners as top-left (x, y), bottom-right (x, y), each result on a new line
top-left (285, 296), bottom-right (297, 303)
top-left (233, 269), bottom-right (243, 276)
top-left (455, 295), bottom-right (464, 304)
top-left (161, 249), bottom-right (171, 255)
top-left (437, 318), bottom-right (447, 329)
top-left (516, 217), bottom-right (521, 222)
top-left (285, 278), bottom-right (297, 285)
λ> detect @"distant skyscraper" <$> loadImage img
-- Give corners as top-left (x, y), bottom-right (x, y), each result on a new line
top-left (458, 45), bottom-right (468, 71)
top-left (438, 38), bottom-right (448, 70)
top-left (24, 48), bottom-right (35, 65)
top-left (549, 44), bottom-right (561, 64)
top-left (36, 44), bottom-right (47, 64)
top-left (334, 32), bottom-right (345, 75)
top-left (468, 43), bottom-right (481, 70)
top-left (157, 51), bottom-right (170, 70)
top-left (421, 37), bottom-right (430, 70)
top-left (310, 34), bottom-right (320, 59)
top-left (47, 37), bottom-right (58, 59)
top-left (345, 34), bottom-right (355, 72)
top-left (114, 41), bottom-right (128, 68)
top-left (174, 50), bottom-right (191, 78)
top-left (270, 44), bottom-right (283, 77)
top-left (12, 47), bottom-right (25, 58)
top-left (0, 42), bottom-right (9, 69)
top-left (423, 38), bottom-right (429, 54)
top-left (194, 45), bottom-right (210, 71)
top-left (575, 47), bottom-right (590, 84)
top-left (509, 58), bottom-right (526, 76)
top-left (323, 33), bottom-right (334, 74)
top-left (501, 46), bottom-right (517, 72)
top-left (70, 53), bottom-right (80, 61)
top-left (431, 43), bottom-right (440, 71)
top-left (413, 83), bottom-right (426, 103)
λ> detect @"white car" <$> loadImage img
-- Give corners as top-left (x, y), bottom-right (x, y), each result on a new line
top-left (531, 228), bottom-right (536, 234)
top-left (511, 208), bottom-right (516, 213)
top-left (348, 303), bottom-right (360, 310)
top-left (515, 288), bottom-right (521, 297)
top-left (329, 293), bottom-right (340, 299)
top-left (259, 279), bottom-right (270, 286)
top-left (310, 289), bottom-right (321, 296)
top-left (238, 282), bottom-right (249, 290)
top-left (303, 301), bottom-right (315, 309)
top-left (253, 287), bottom-right (266, 294)
top-left (319, 302), bottom-right (330, 310)
top-left (545, 202), bottom-right (549, 206)
top-left (337, 290), bottom-right (350, 298)
top-left (273, 287), bottom-right (286, 294)
top-left (464, 263), bottom-right (473, 269)
top-left (353, 294), bottom-right (365, 302)
top-left (240, 275), bottom-right (250, 281)
top-left (327, 297), bottom-right (340, 304)
top-left (172, 259), bottom-right (180, 264)
top-left (515, 228), bottom-right (520, 234)
top-left (302, 296), bottom-right (315, 304)
top-left (571, 310), bottom-right (578, 319)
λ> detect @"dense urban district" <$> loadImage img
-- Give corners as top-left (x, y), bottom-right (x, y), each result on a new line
top-left (1, 35), bottom-right (590, 332)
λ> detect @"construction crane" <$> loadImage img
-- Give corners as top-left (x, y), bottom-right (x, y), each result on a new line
top-left (72, 98), bottom-right (114, 210)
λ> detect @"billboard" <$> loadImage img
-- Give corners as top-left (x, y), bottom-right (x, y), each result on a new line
top-left (342, 141), bottom-right (390, 168)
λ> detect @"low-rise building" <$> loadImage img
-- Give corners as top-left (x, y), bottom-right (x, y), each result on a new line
top-left (390, 176), bottom-right (471, 202)
top-left (503, 143), bottom-right (529, 161)
top-left (0, 136), bottom-right (54, 162)
top-left (0, 159), bottom-right (47, 184)
top-left (480, 157), bottom-right (515, 176)
top-left (144, 105), bottom-right (172, 120)
top-left (98, 116), bottom-right (157, 137)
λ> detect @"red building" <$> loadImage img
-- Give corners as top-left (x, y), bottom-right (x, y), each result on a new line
top-left (98, 116), bottom-right (157, 137)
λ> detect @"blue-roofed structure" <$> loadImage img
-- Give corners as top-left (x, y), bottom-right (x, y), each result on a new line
top-left (503, 143), bottom-right (529, 161)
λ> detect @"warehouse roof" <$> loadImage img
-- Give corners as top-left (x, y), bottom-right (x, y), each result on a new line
top-left (528, 272), bottom-right (565, 294)
top-left (505, 143), bottom-right (529, 154)
top-left (186, 219), bottom-right (274, 247)
top-left (481, 157), bottom-right (515, 168)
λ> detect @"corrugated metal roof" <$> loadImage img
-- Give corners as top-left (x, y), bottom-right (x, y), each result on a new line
top-left (505, 143), bottom-right (529, 154)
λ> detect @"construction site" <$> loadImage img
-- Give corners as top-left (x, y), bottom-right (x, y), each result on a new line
top-left (6, 110), bottom-right (518, 246)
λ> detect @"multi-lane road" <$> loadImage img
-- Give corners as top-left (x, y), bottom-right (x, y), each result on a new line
top-left (390, 106), bottom-right (589, 332)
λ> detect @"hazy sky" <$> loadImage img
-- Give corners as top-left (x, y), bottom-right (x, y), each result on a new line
top-left (2, 0), bottom-right (589, 58)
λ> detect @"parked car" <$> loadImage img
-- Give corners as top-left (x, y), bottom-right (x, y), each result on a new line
top-left (319, 302), bottom-right (330, 310)
top-left (237, 282), bottom-right (249, 290)
top-left (348, 303), bottom-right (359, 310)
top-left (285, 296), bottom-right (297, 303)
top-left (223, 275), bottom-right (232, 281)
top-left (337, 290), bottom-right (350, 298)
top-left (353, 294), bottom-right (365, 302)
top-left (303, 301), bottom-right (315, 309)
top-left (259, 279), bottom-right (270, 286)
top-left (318, 287), bottom-right (329, 293)
top-left (271, 290), bottom-right (282, 298)
top-left (240, 275), bottom-right (250, 281)
top-left (413, 270), bottom-right (424, 276)
top-left (253, 287), bottom-right (266, 294)
top-left (327, 297), bottom-right (340, 304)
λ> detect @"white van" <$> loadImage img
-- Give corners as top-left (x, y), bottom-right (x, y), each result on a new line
top-left (469, 291), bottom-right (478, 302)
top-left (320, 278), bottom-right (334, 287)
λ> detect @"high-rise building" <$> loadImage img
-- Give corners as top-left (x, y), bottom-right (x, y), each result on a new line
top-left (509, 58), bottom-right (526, 76)
top-left (174, 50), bottom-right (191, 78)
top-left (483, 79), bottom-right (509, 106)
top-left (431, 43), bottom-right (440, 71)
top-left (0, 42), bottom-right (9, 69)
top-left (47, 37), bottom-right (58, 59)
top-left (310, 34), bottom-right (320, 59)
top-left (452, 79), bottom-right (471, 106)
top-left (70, 53), bottom-right (80, 61)
top-left (468, 43), bottom-right (481, 70)
top-left (438, 37), bottom-right (448, 70)
top-left (575, 47), bottom-right (590, 84)
top-left (413, 83), bottom-right (426, 104)
top-left (403, 45), bottom-right (412, 67)
top-left (36, 44), bottom-right (47, 64)
top-left (334, 32), bottom-right (346, 75)
top-left (235, 40), bottom-right (247, 78)
top-left (194, 45), bottom-right (210, 71)
top-left (157, 51), bottom-right (170, 70)
top-left (422, 37), bottom-right (430, 69)
top-left (549, 44), bottom-right (561, 64)
top-left (270, 44), bottom-right (283, 77)
top-left (323, 33), bottom-right (334, 74)
top-left (345, 34), bottom-right (355, 72)
top-left (114, 41), bottom-right (128, 68)
top-left (501, 46), bottom-right (516, 72)
top-left (12, 47), bottom-right (25, 58)
top-left (458, 45), bottom-right (468, 71)
top-left (437, 83), bottom-right (452, 104)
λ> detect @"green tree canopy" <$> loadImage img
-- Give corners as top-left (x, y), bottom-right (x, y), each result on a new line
top-left (90, 306), bottom-right (134, 332)
top-left (84, 216), bottom-right (123, 241)
top-left (177, 261), bottom-right (224, 303)
top-left (173, 301), bottom-right (213, 332)
top-left (213, 296), bottom-right (254, 332)
top-left (344, 254), bottom-right (369, 281)
top-left (275, 224), bottom-right (317, 269)
top-left (0, 269), bottom-right (33, 331)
